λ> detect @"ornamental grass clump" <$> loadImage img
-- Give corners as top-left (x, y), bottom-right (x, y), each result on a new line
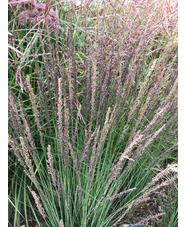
top-left (8, 0), bottom-right (178, 226)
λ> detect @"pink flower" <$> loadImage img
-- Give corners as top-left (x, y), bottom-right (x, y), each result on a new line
top-left (9, 0), bottom-right (60, 31)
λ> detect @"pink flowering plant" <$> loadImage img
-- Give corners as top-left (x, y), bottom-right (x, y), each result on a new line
top-left (9, 0), bottom-right (60, 31)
